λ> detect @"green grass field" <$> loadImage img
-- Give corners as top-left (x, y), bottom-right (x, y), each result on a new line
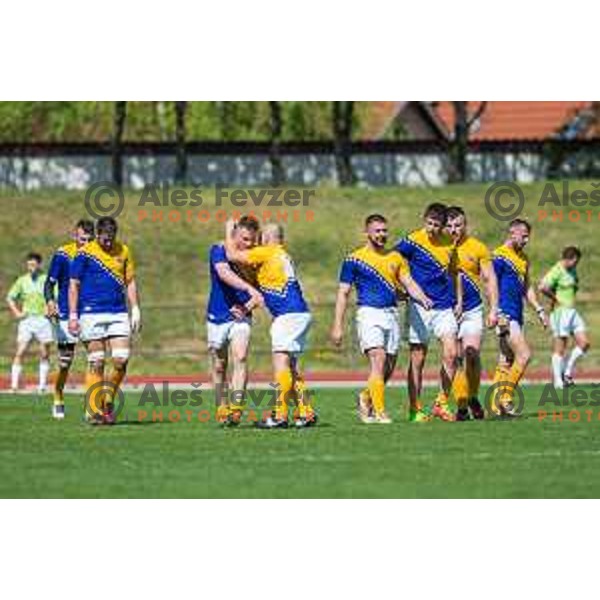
top-left (2, 385), bottom-right (600, 498)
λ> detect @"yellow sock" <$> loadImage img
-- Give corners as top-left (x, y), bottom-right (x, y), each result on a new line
top-left (85, 369), bottom-right (102, 416)
top-left (275, 369), bottom-right (294, 420)
top-left (452, 368), bottom-right (469, 409)
top-left (490, 365), bottom-right (510, 413)
top-left (54, 367), bottom-right (68, 405)
top-left (506, 363), bottom-right (525, 395)
top-left (109, 364), bottom-right (127, 405)
top-left (294, 375), bottom-right (312, 419)
top-left (368, 376), bottom-right (385, 415)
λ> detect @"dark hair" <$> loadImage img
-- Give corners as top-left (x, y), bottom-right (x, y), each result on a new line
top-left (509, 218), bottom-right (531, 233)
top-left (424, 202), bottom-right (447, 224)
top-left (26, 252), bottom-right (42, 263)
top-left (446, 206), bottom-right (466, 221)
top-left (96, 216), bottom-right (118, 235)
top-left (562, 246), bottom-right (582, 260)
top-left (365, 213), bottom-right (387, 227)
top-left (76, 219), bottom-right (95, 236)
top-left (237, 215), bottom-right (260, 233)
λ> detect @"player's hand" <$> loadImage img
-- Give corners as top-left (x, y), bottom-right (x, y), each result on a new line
top-left (130, 305), bottom-right (142, 333)
top-left (68, 316), bottom-right (79, 335)
top-left (46, 300), bottom-right (58, 318)
top-left (330, 324), bottom-right (343, 347)
top-left (225, 218), bottom-right (238, 238)
top-left (537, 308), bottom-right (549, 329)
top-left (247, 290), bottom-right (264, 311)
top-left (13, 310), bottom-right (25, 320)
top-left (487, 308), bottom-right (499, 329)
top-left (231, 304), bottom-right (248, 320)
top-left (420, 295), bottom-right (433, 310)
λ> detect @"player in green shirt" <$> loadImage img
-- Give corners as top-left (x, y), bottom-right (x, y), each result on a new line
top-left (6, 252), bottom-right (54, 393)
top-left (538, 246), bottom-right (589, 388)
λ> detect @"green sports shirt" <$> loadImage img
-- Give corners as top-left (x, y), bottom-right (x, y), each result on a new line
top-left (540, 261), bottom-right (578, 309)
top-left (6, 273), bottom-right (48, 317)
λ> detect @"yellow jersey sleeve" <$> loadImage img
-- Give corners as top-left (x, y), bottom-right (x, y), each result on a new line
top-left (245, 246), bottom-right (274, 266)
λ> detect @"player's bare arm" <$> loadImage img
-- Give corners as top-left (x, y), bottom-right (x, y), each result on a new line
top-left (224, 219), bottom-right (252, 265)
top-left (214, 262), bottom-right (264, 313)
top-left (525, 271), bottom-right (548, 328)
top-left (481, 261), bottom-right (499, 327)
top-left (450, 250), bottom-right (463, 320)
top-left (331, 283), bottom-right (351, 346)
top-left (399, 272), bottom-right (433, 310)
top-left (127, 278), bottom-right (142, 333)
top-left (6, 297), bottom-right (24, 320)
top-left (43, 276), bottom-right (58, 318)
top-left (67, 278), bottom-right (80, 335)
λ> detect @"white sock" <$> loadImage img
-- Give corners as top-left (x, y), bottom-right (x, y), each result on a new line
top-left (552, 354), bottom-right (564, 387)
top-left (11, 363), bottom-right (22, 390)
top-left (39, 359), bottom-right (50, 390)
top-left (565, 346), bottom-right (586, 378)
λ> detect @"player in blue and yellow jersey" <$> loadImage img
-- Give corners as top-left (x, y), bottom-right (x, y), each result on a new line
top-left (44, 219), bottom-right (95, 419)
top-left (491, 219), bottom-right (548, 416)
top-left (207, 216), bottom-right (264, 425)
top-left (445, 207), bottom-right (498, 421)
top-left (331, 214), bottom-right (432, 424)
top-left (68, 217), bottom-right (142, 424)
top-left (224, 219), bottom-right (315, 429)
top-left (396, 203), bottom-right (462, 422)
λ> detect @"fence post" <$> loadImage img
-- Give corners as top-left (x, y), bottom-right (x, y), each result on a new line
top-left (112, 101), bottom-right (127, 186)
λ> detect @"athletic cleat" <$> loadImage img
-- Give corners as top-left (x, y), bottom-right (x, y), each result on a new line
top-left (468, 397), bottom-right (485, 420)
top-left (224, 410), bottom-right (243, 427)
top-left (456, 407), bottom-right (470, 421)
top-left (563, 374), bottom-right (575, 387)
top-left (256, 416), bottom-right (288, 429)
top-left (431, 402), bottom-right (455, 422)
top-left (356, 392), bottom-right (374, 423)
top-left (102, 404), bottom-right (116, 425)
top-left (52, 404), bottom-right (65, 420)
top-left (372, 412), bottom-right (392, 424)
top-left (295, 413), bottom-right (318, 428)
top-left (85, 411), bottom-right (103, 426)
top-left (408, 407), bottom-right (431, 423)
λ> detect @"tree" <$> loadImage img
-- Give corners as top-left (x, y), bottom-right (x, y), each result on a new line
top-left (332, 101), bottom-right (355, 185)
top-left (174, 101), bottom-right (188, 184)
top-left (269, 101), bottom-right (284, 186)
top-left (112, 101), bottom-right (127, 186)
top-left (448, 101), bottom-right (487, 183)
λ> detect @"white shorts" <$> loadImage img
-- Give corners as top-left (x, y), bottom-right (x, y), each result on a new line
top-left (206, 319), bottom-right (252, 351)
top-left (271, 312), bottom-right (312, 355)
top-left (551, 308), bottom-right (586, 338)
top-left (17, 315), bottom-right (54, 345)
top-left (458, 306), bottom-right (484, 340)
top-left (408, 301), bottom-right (458, 345)
top-left (80, 312), bottom-right (130, 342)
top-left (356, 306), bottom-right (400, 355)
top-left (55, 319), bottom-right (78, 345)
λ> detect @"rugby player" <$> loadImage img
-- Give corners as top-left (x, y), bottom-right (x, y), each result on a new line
top-left (207, 216), bottom-right (264, 425)
top-left (538, 246), bottom-right (588, 388)
top-left (68, 217), bottom-right (141, 424)
top-left (224, 219), bottom-right (315, 429)
top-left (44, 219), bottom-right (95, 419)
top-left (445, 206), bottom-right (498, 420)
top-left (331, 214), bottom-right (432, 424)
top-left (6, 253), bottom-right (53, 394)
top-left (396, 203), bottom-right (462, 422)
top-left (491, 219), bottom-right (548, 416)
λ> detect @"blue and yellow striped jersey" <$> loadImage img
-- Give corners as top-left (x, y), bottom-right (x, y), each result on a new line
top-left (395, 228), bottom-right (456, 310)
top-left (47, 241), bottom-right (78, 319)
top-left (339, 246), bottom-right (409, 308)
top-left (70, 240), bottom-right (135, 315)
top-left (493, 244), bottom-right (529, 324)
top-left (455, 236), bottom-right (492, 312)
top-left (245, 244), bottom-right (309, 318)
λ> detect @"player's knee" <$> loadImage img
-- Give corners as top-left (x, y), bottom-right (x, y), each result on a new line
top-left (111, 348), bottom-right (130, 370)
top-left (58, 344), bottom-right (75, 369)
top-left (87, 350), bottom-right (105, 373)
